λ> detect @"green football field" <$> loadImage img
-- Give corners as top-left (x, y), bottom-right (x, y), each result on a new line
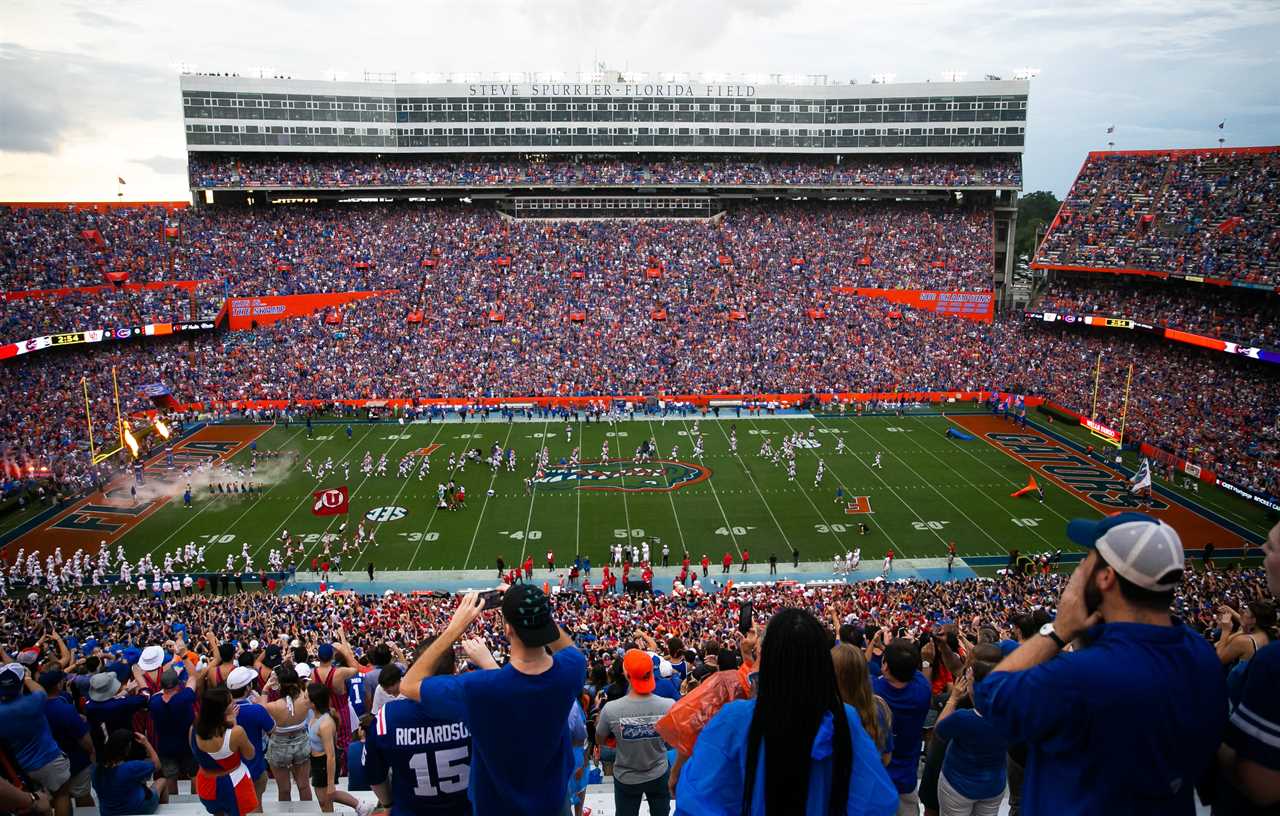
top-left (11, 411), bottom-right (1271, 575)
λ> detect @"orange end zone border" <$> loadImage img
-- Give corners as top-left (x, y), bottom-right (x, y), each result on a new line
top-left (8, 425), bottom-right (269, 558)
top-left (949, 415), bottom-right (1251, 550)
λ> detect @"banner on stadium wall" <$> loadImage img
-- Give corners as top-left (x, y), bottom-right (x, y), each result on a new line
top-left (1024, 311), bottom-right (1280, 365)
top-left (224, 290), bottom-right (394, 330)
top-left (0, 321), bottom-right (215, 361)
top-left (832, 288), bottom-right (994, 322)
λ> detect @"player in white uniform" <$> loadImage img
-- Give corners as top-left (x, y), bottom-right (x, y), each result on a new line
top-left (835, 436), bottom-right (848, 454)
top-left (814, 459), bottom-right (825, 488)
top-left (872, 452), bottom-right (883, 469)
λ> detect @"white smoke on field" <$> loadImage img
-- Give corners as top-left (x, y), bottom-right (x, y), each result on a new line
top-left (127, 453), bottom-right (298, 505)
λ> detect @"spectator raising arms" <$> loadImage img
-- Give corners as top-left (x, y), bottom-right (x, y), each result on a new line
top-left (675, 607), bottom-right (898, 815)
top-left (401, 585), bottom-right (586, 816)
top-left (975, 513), bottom-right (1227, 816)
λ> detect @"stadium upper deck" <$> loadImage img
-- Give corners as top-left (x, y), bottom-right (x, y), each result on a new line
top-left (180, 73), bottom-right (1030, 155)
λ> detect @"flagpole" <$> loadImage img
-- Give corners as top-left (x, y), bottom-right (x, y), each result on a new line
top-left (112, 366), bottom-right (126, 453)
top-left (1117, 363), bottom-right (1134, 445)
top-left (83, 377), bottom-right (97, 462)
top-left (1090, 351), bottom-right (1102, 420)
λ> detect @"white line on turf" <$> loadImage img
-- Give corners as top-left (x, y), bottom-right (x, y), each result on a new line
top-left (908, 415), bottom-right (1067, 546)
top-left (819, 416), bottom-right (962, 554)
top-left (297, 424), bottom-right (418, 570)
top-left (842, 418), bottom-right (1010, 554)
top-left (405, 420), bottom-right (492, 566)
top-left (354, 419), bottom-right (449, 570)
top-left (148, 426), bottom-right (306, 561)
top-left (418, 421), bottom-right (513, 571)
top-left (508, 419), bottom-right (546, 571)
top-left (771, 417), bottom-right (907, 557)
top-left (252, 423), bottom-right (380, 564)
top-left (644, 417), bottom-right (688, 555)
top-left (714, 419), bottom-right (796, 556)
top-left (611, 427), bottom-right (636, 554)
top-left (681, 419), bottom-right (743, 559)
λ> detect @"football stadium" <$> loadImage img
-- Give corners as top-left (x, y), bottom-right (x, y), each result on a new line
top-left (2, 6), bottom-right (1279, 815)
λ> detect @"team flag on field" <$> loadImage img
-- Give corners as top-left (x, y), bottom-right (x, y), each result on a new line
top-left (312, 486), bottom-right (349, 516)
top-left (1130, 458), bottom-right (1152, 493)
top-left (1010, 475), bottom-right (1039, 498)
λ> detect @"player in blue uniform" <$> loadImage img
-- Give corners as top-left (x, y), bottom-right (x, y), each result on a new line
top-left (364, 657), bottom-right (471, 815)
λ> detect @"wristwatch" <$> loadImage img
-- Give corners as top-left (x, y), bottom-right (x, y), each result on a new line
top-left (1039, 622), bottom-right (1067, 649)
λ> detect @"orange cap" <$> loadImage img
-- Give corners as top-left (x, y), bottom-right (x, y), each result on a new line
top-left (623, 648), bottom-right (656, 694)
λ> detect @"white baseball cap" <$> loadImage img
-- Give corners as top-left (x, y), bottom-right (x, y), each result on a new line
top-left (1067, 512), bottom-right (1185, 591)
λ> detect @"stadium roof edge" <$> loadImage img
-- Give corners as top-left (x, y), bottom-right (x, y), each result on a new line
top-left (179, 74), bottom-right (1031, 99)
top-left (1086, 145), bottom-right (1279, 159)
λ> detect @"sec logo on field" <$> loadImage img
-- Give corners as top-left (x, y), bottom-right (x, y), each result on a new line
top-left (365, 506), bottom-right (407, 522)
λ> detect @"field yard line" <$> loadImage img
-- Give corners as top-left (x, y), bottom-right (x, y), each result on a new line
top-left (406, 422), bottom-right (495, 566)
top-left (644, 417), bottom-right (688, 555)
top-left (681, 419), bottom-right (744, 559)
top-left (509, 420), bottom-right (546, 570)
top-left (610, 428), bottom-right (638, 554)
top-left (839, 417), bottom-right (1008, 553)
top-left (148, 426), bottom-right (305, 560)
top-left (914, 415), bottom-right (1073, 535)
top-left (714, 419), bottom-right (797, 556)
top-left (256, 423), bottom-right (381, 564)
top-left (354, 420), bottom-right (449, 570)
top-left (778, 418), bottom-right (908, 556)
top-left (299, 424), bottom-right (417, 569)
top-left (814, 416), bottom-right (958, 555)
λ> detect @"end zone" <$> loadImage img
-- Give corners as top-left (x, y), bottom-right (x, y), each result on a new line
top-left (949, 415), bottom-right (1257, 549)
top-left (4, 424), bottom-right (269, 558)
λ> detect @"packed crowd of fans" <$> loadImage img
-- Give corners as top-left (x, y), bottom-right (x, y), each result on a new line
top-left (1033, 271), bottom-right (1279, 348)
top-left (0, 200), bottom-right (995, 303)
top-left (187, 153), bottom-right (1023, 190)
top-left (1, 293), bottom-right (1276, 504)
top-left (1034, 147), bottom-right (1280, 285)
top-left (1, 520), bottom-right (1278, 815)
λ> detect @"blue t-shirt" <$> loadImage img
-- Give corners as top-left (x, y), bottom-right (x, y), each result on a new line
top-left (347, 673), bottom-right (368, 720)
top-left (0, 690), bottom-right (62, 772)
top-left (675, 699), bottom-right (898, 816)
top-left (364, 698), bottom-right (470, 815)
top-left (149, 688), bottom-right (197, 759)
top-left (653, 675), bottom-right (681, 702)
top-left (86, 696), bottom-right (148, 752)
top-left (346, 740), bottom-right (370, 791)
top-left (92, 760), bottom-right (156, 816)
top-left (235, 701), bottom-right (275, 779)
top-left (935, 709), bottom-right (1008, 800)
top-left (45, 694), bottom-right (92, 775)
top-left (974, 621), bottom-right (1226, 816)
top-left (1219, 640), bottom-right (1280, 815)
top-left (417, 647), bottom-right (586, 816)
top-left (871, 671), bottom-right (932, 793)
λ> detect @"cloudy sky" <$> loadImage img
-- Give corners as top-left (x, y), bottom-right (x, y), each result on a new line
top-left (2, 0), bottom-right (1277, 201)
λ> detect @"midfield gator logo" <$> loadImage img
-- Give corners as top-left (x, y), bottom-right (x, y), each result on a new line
top-left (533, 459), bottom-right (711, 492)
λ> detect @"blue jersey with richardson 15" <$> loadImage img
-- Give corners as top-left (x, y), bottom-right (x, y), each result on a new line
top-left (364, 697), bottom-right (471, 816)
